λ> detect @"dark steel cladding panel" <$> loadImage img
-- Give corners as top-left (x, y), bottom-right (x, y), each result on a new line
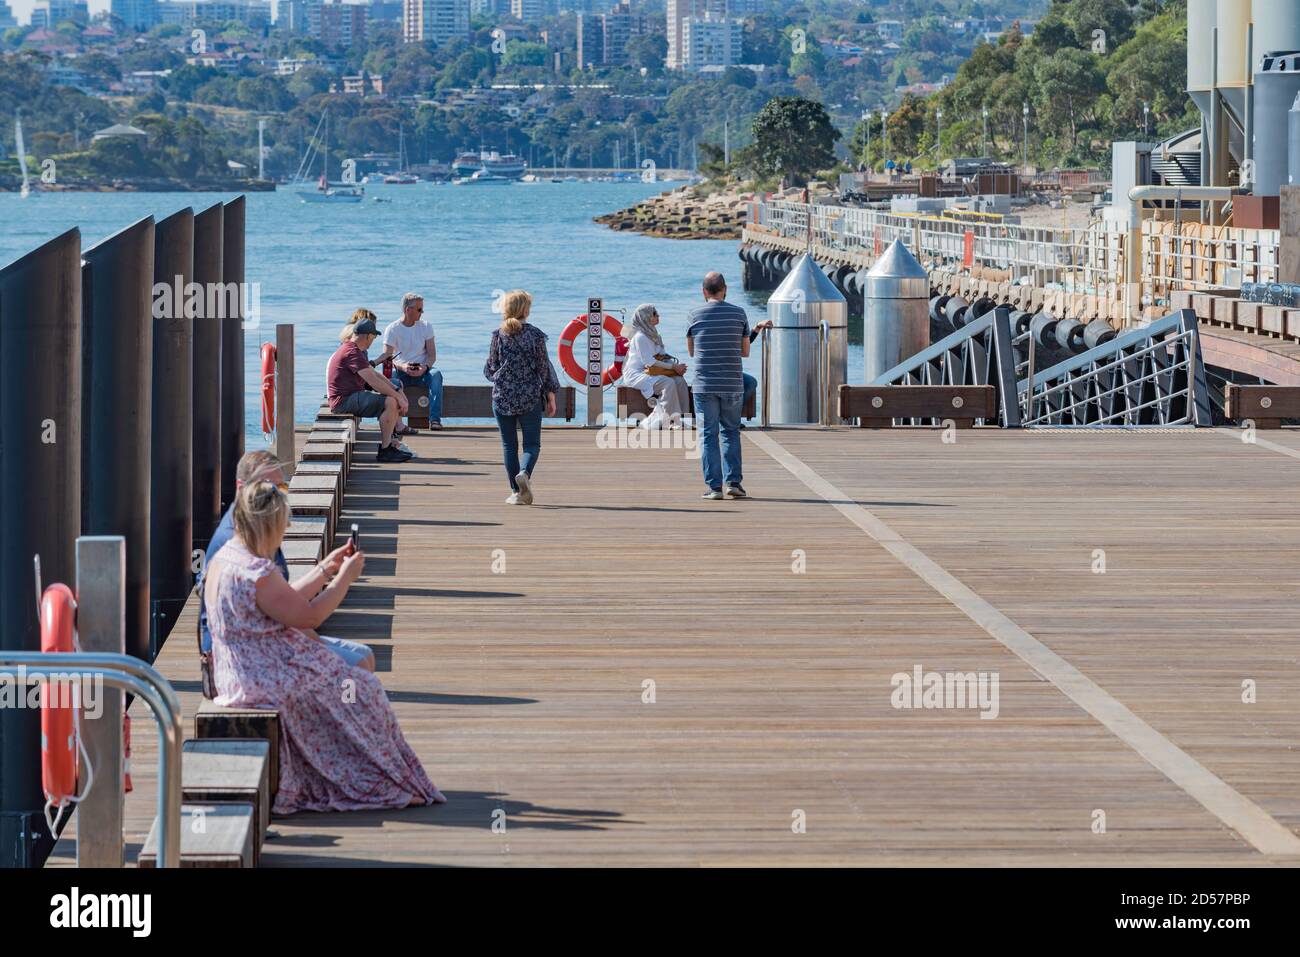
top-left (192, 203), bottom-right (224, 548)
top-left (0, 228), bottom-right (82, 863)
top-left (151, 208), bottom-right (194, 652)
top-left (81, 217), bottom-right (155, 663)
top-left (220, 196), bottom-right (246, 512)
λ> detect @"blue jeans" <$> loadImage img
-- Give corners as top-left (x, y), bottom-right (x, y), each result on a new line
top-left (694, 392), bottom-right (743, 490)
top-left (390, 368), bottom-right (443, 422)
top-left (495, 400), bottom-right (543, 491)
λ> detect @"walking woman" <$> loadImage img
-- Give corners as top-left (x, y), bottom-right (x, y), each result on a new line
top-left (484, 289), bottom-right (559, 505)
top-left (621, 303), bottom-right (689, 428)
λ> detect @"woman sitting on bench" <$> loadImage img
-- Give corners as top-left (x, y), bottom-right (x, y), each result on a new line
top-left (204, 480), bottom-right (445, 814)
top-left (622, 303), bottom-right (690, 428)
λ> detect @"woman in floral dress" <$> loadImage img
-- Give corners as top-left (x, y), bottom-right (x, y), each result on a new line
top-left (204, 480), bottom-right (445, 814)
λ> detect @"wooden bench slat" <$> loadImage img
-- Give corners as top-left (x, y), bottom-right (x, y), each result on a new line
top-left (139, 803), bottom-right (256, 868)
top-left (181, 739), bottom-right (271, 866)
top-left (839, 385), bottom-right (998, 428)
top-left (1226, 384), bottom-right (1300, 427)
top-left (195, 700), bottom-right (281, 799)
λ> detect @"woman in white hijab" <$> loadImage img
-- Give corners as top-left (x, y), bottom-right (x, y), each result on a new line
top-left (622, 303), bottom-right (690, 428)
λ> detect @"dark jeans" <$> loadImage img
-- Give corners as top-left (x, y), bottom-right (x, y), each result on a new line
top-left (495, 400), bottom-right (543, 491)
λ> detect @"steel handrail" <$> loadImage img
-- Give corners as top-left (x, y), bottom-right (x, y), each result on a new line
top-left (760, 327), bottom-right (771, 429)
top-left (0, 651), bottom-right (182, 867)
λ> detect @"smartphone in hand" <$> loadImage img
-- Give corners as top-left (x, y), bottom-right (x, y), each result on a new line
top-left (348, 523), bottom-right (359, 555)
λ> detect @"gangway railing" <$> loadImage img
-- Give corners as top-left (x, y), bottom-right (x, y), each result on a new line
top-left (0, 651), bottom-right (183, 868)
top-left (870, 306), bottom-right (1022, 428)
top-left (1017, 309), bottom-right (1211, 427)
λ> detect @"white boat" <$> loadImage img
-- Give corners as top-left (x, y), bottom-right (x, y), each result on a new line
top-left (452, 148), bottom-right (526, 179)
top-left (293, 113), bottom-right (364, 204)
top-left (452, 169), bottom-right (512, 185)
top-left (383, 127), bottom-right (420, 184)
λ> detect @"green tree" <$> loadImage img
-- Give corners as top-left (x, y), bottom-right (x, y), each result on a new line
top-left (749, 96), bottom-right (840, 185)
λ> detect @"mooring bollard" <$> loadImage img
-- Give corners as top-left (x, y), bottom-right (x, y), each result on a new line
top-left (863, 239), bottom-right (930, 383)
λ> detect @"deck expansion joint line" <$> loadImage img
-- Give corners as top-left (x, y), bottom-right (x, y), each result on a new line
top-left (746, 429), bottom-right (1300, 858)
top-left (1214, 425), bottom-right (1300, 462)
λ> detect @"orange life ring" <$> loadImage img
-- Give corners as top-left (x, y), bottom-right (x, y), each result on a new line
top-left (40, 582), bottom-right (78, 807)
top-left (261, 343), bottom-right (276, 434)
top-left (558, 314), bottom-right (628, 387)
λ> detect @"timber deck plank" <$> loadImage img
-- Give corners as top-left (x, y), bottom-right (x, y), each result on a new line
top-left (52, 425), bottom-right (1300, 867)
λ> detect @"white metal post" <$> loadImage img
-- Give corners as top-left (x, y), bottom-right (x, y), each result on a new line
top-left (75, 536), bottom-right (126, 868)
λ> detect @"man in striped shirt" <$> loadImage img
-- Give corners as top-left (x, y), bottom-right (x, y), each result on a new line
top-left (686, 271), bottom-right (751, 499)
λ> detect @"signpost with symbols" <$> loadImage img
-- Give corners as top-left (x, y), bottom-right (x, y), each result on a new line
top-left (587, 297), bottom-right (603, 426)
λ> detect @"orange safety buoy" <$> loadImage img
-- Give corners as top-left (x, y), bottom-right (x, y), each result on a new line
top-left (261, 342), bottom-right (276, 434)
top-left (558, 314), bottom-right (628, 387)
top-left (40, 582), bottom-right (78, 807)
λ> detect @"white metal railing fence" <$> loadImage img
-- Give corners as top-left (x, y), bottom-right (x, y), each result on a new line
top-left (749, 200), bottom-right (1280, 305)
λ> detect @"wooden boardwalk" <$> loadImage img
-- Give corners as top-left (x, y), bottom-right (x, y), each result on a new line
top-left (54, 423), bottom-right (1300, 866)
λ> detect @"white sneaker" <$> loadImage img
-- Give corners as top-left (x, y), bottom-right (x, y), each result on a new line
top-left (514, 471), bottom-right (533, 505)
top-left (505, 492), bottom-right (522, 505)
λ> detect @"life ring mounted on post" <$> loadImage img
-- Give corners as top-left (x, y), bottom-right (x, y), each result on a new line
top-left (260, 342), bottom-right (276, 436)
top-left (40, 582), bottom-right (79, 820)
top-left (558, 313), bottom-right (628, 387)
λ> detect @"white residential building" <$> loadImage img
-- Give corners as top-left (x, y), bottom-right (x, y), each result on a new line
top-left (667, 0), bottom-right (735, 70)
top-left (509, 0), bottom-right (542, 21)
top-left (680, 12), bottom-right (741, 71)
top-left (403, 0), bottom-right (469, 44)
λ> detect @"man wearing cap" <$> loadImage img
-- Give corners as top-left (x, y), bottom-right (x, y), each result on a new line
top-left (381, 292), bottom-right (443, 432)
top-left (327, 316), bottom-right (412, 463)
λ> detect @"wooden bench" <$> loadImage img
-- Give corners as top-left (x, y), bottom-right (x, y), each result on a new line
top-left (284, 514), bottom-right (328, 542)
top-left (139, 802), bottom-right (257, 868)
top-left (289, 473), bottom-right (341, 531)
top-left (302, 441), bottom-right (349, 472)
top-left (1225, 384), bottom-right (1300, 428)
top-left (180, 739), bottom-right (271, 866)
top-left (440, 385), bottom-right (577, 421)
top-left (195, 699), bottom-right (281, 800)
top-left (281, 536), bottom-right (324, 565)
top-left (616, 386), bottom-right (756, 420)
top-left (839, 385), bottom-right (998, 428)
top-left (402, 382), bottom-right (431, 429)
top-left (289, 491), bottom-right (336, 550)
top-left (295, 460), bottom-right (345, 497)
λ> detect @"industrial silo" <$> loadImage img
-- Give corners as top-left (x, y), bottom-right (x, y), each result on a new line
top-left (1252, 52), bottom-right (1300, 194)
top-left (765, 253), bottom-right (848, 424)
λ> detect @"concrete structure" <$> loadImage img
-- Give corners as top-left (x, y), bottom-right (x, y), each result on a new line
top-left (403, 0), bottom-right (468, 44)
top-left (111, 0), bottom-right (160, 29)
top-left (318, 0), bottom-right (366, 46)
top-left (509, 0), bottom-right (542, 21)
top-left (666, 0), bottom-right (725, 70)
top-left (579, 1), bottom-right (646, 69)
top-left (680, 11), bottom-right (742, 71)
top-left (29, 0), bottom-right (89, 27)
top-left (0, 0), bottom-right (14, 28)
top-left (158, 0), bottom-right (272, 27)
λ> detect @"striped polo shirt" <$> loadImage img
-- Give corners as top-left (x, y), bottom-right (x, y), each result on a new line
top-left (685, 299), bottom-right (751, 394)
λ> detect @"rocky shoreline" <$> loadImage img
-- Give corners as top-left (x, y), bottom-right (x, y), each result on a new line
top-left (595, 184), bottom-right (756, 239)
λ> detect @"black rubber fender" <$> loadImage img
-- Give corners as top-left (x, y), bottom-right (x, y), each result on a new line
top-left (1054, 317), bottom-right (1085, 352)
top-left (1083, 318), bottom-right (1117, 350)
top-left (1030, 312), bottom-right (1059, 348)
top-left (945, 296), bottom-right (970, 327)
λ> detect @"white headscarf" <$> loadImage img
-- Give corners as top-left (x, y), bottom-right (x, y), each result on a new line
top-left (626, 303), bottom-right (663, 349)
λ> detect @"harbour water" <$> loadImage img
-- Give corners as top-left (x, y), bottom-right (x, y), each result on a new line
top-left (1, 182), bottom-right (866, 438)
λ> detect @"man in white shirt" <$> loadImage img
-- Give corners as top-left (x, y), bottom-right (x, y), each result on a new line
top-left (381, 292), bottom-right (443, 431)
